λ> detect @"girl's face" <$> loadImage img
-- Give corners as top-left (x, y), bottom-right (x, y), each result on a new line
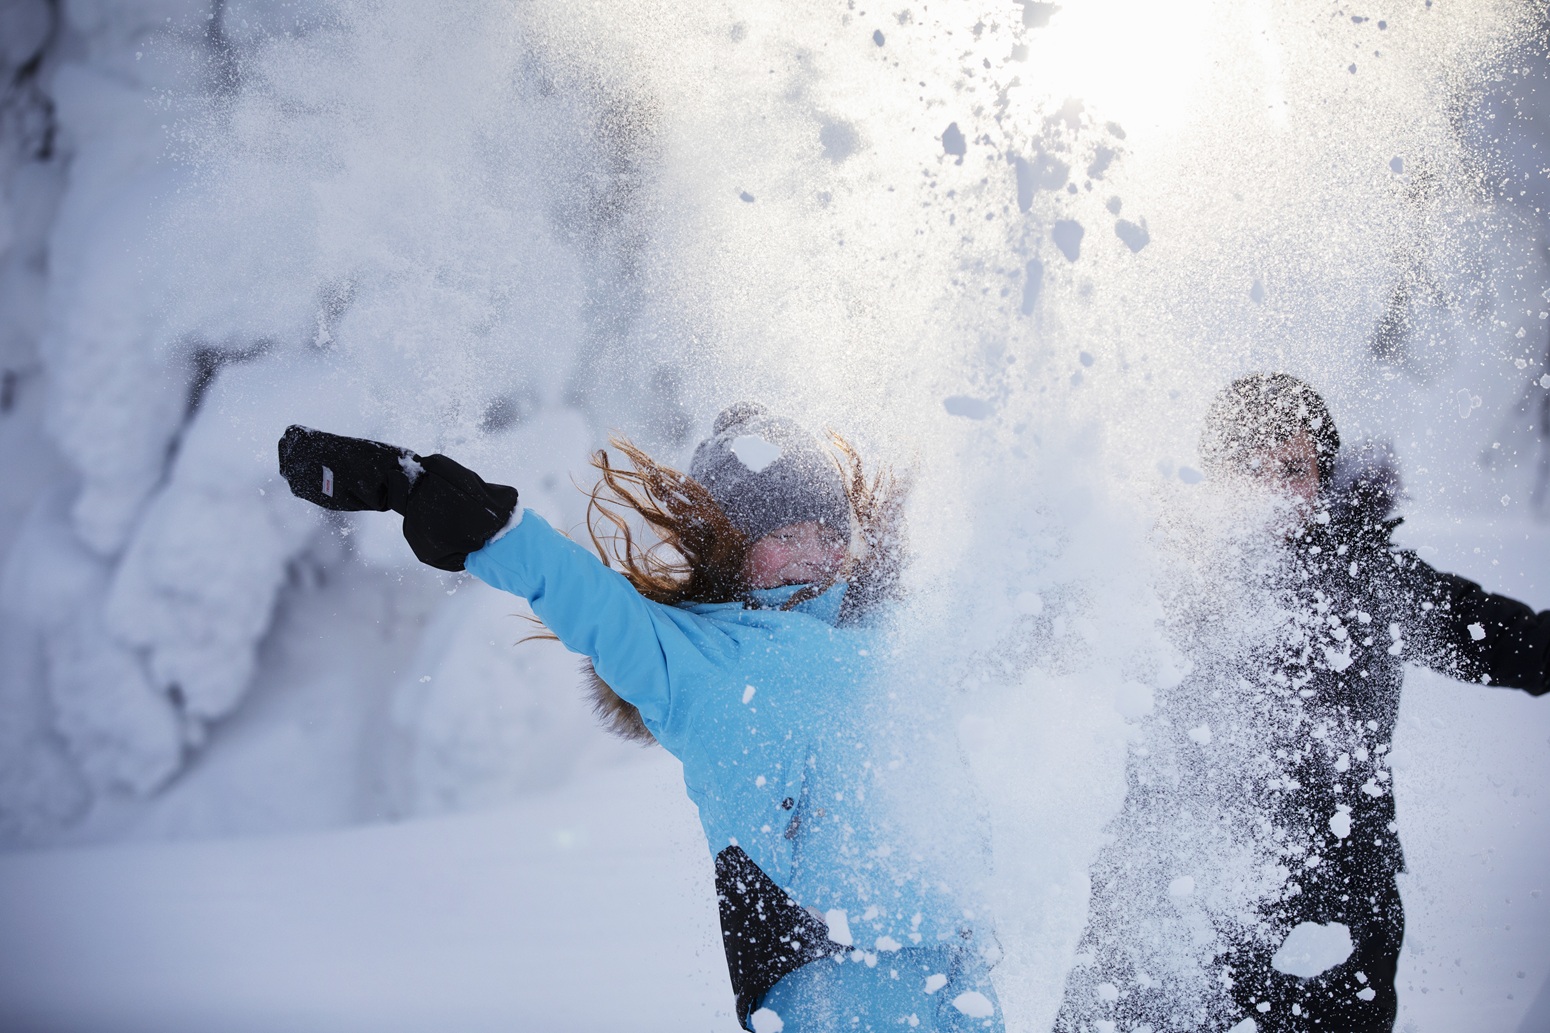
top-left (741, 521), bottom-right (848, 589)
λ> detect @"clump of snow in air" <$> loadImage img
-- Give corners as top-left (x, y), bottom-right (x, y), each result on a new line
top-left (1271, 921), bottom-right (1355, 978)
top-left (730, 433), bottom-right (782, 473)
top-left (824, 908), bottom-right (854, 947)
top-left (951, 990), bottom-right (997, 1018)
top-left (943, 395), bottom-right (994, 419)
top-left (0, 0), bottom-right (1548, 1030)
top-left (750, 1006), bottom-right (785, 1033)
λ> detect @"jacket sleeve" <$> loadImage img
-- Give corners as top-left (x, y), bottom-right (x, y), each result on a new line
top-left (462, 510), bottom-right (728, 728)
top-left (1395, 551), bottom-right (1550, 696)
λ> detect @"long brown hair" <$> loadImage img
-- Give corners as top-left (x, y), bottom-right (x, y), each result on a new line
top-left (564, 431), bottom-right (908, 743)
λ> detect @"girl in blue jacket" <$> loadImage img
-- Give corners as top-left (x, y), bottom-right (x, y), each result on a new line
top-left (278, 403), bottom-right (1002, 1033)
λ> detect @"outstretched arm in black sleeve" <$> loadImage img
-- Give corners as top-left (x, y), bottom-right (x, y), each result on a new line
top-left (1397, 552), bottom-right (1550, 696)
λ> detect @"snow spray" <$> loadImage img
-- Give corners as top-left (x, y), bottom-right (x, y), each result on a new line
top-left (20, 0), bottom-right (1550, 1026)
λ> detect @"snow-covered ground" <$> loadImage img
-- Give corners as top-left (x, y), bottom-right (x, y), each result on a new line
top-left (0, 751), bottom-right (734, 1033)
top-left (2, 0), bottom-right (1550, 1030)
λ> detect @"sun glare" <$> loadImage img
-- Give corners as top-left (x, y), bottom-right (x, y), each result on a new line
top-left (1019, 0), bottom-right (1228, 141)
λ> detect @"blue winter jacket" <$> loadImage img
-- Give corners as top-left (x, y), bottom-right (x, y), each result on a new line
top-left (464, 510), bottom-right (969, 951)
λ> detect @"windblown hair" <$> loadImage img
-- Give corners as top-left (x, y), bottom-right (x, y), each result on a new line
top-left (564, 433), bottom-right (908, 744)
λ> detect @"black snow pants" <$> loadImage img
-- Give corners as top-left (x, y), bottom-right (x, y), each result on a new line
top-left (1225, 876), bottom-right (1403, 1033)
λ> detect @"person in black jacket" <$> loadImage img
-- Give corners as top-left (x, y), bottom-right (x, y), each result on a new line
top-left (1054, 373), bottom-right (1550, 1033)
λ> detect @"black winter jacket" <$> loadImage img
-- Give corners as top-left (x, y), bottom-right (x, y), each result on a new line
top-left (1053, 496), bottom-right (1550, 1033)
top-left (1274, 509), bottom-right (1550, 894)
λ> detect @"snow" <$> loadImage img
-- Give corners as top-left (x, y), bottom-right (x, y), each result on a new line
top-left (1113, 680), bottom-right (1155, 720)
top-left (5, 490), bottom-right (183, 798)
top-left (1270, 921), bottom-right (1355, 978)
top-left (824, 908), bottom-right (855, 948)
top-left (0, 0), bottom-right (1548, 1031)
top-left (750, 1007), bottom-right (785, 1033)
top-left (102, 363), bottom-right (321, 725)
top-left (730, 434), bottom-right (782, 474)
top-left (0, 753), bottom-right (735, 1033)
top-left (1324, 643), bottom-right (1355, 672)
top-left (951, 990), bottom-right (997, 1018)
top-left (1114, 219), bottom-right (1150, 254)
top-left (1052, 220), bottom-right (1084, 262)
top-left (943, 395), bottom-right (993, 420)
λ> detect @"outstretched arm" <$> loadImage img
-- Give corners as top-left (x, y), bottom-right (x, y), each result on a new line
top-left (277, 426), bottom-right (720, 729)
top-left (1398, 552), bottom-right (1550, 696)
top-left (464, 511), bottom-right (727, 728)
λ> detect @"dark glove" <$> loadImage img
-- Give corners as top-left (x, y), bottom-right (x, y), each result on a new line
top-left (401, 454), bottom-right (520, 572)
top-left (278, 425), bottom-right (417, 513)
top-left (278, 425), bottom-right (518, 572)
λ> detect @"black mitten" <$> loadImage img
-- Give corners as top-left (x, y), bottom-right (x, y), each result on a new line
top-left (278, 425), bottom-right (417, 513)
top-left (401, 454), bottom-right (520, 572)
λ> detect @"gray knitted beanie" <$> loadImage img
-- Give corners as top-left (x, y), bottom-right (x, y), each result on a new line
top-left (689, 402), bottom-right (852, 544)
